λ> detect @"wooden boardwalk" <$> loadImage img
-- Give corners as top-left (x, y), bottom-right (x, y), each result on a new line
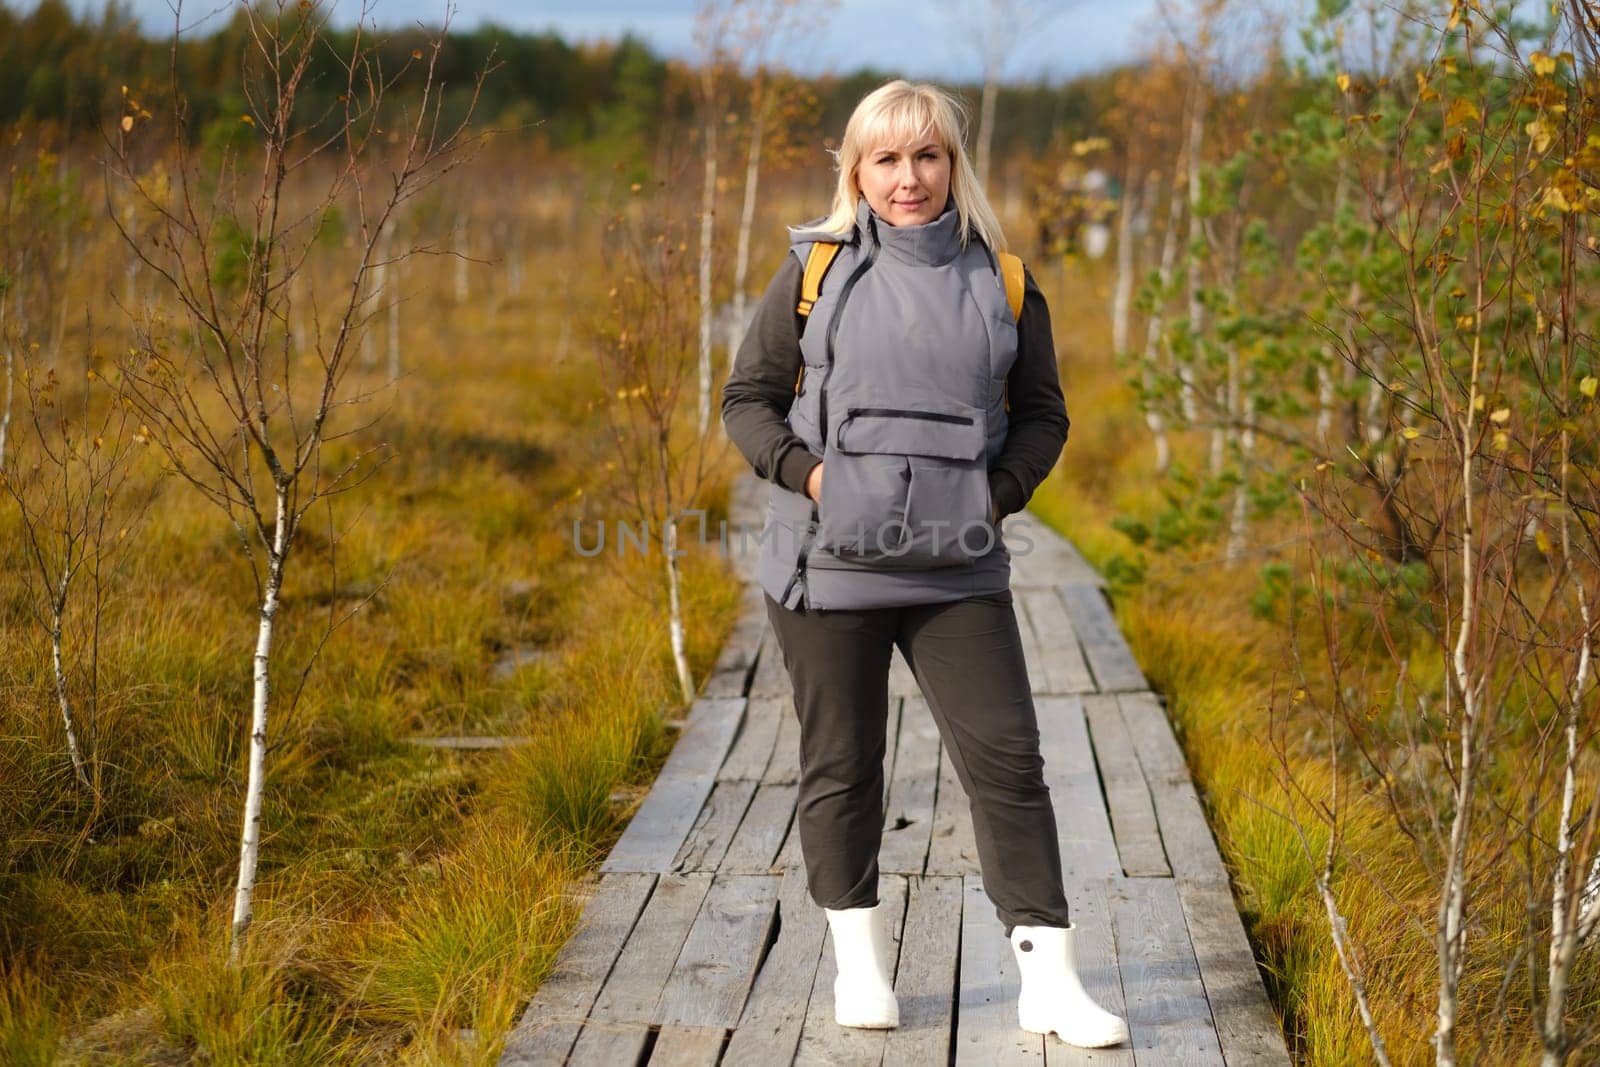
top-left (501, 475), bottom-right (1290, 1066)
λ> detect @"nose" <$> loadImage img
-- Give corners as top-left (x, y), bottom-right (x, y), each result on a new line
top-left (896, 159), bottom-right (919, 188)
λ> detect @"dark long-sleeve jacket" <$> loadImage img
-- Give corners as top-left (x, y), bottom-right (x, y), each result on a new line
top-left (721, 252), bottom-right (1070, 519)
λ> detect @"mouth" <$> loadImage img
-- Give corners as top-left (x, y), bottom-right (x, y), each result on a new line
top-left (893, 198), bottom-right (927, 210)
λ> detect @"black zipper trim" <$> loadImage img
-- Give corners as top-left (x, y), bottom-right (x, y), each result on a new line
top-left (818, 240), bottom-right (880, 446)
top-left (846, 407), bottom-right (974, 425)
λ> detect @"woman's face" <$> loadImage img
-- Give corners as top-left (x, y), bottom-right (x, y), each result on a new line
top-left (856, 138), bottom-right (951, 228)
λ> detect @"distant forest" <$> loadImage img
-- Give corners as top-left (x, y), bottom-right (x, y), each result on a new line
top-left (0, 0), bottom-right (1125, 162)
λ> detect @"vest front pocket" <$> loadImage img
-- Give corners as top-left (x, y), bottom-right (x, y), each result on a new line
top-left (815, 400), bottom-right (989, 568)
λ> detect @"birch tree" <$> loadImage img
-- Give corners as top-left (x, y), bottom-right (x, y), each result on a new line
top-left (1, 337), bottom-right (149, 794)
top-left (107, 0), bottom-right (484, 963)
top-left (943, 0), bottom-right (1066, 193)
top-left (595, 184), bottom-right (722, 704)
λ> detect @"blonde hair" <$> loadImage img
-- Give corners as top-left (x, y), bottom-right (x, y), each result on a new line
top-left (814, 79), bottom-right (1007, 253)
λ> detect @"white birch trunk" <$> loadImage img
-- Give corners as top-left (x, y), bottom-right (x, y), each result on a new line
top-left (1181, 78), bottom-right (1206, 424)
top-left (1140, 168), bottom-right (1185, 475)
top-left (665, 517), bottom-right (694, 705)
top-left (1225, 389), bottom-right (1254, 565)
top-left (728, 101), bottom-right (765, 377)
top-left (1, 290), bottom-right (12, 468)
top-left (1543, 581), bottom-right (1591, 1065)
top-left (51, 569), bottom-right (91, 791)
top-left (1316, 853), bottom-right (1393, 1065)
top-left (229, 490), bottom-right (288, 965)
top-left (1436, 323), bottom-right (1485, 1067)
top-left (362, 226), bottom-right (386, 369)
top-left (1111, 158), bottom-right (1140, 356)
top-left (697, 108), bottom-right (718, 437)
top-left (976, 74), bottom-right (998, 192)
top-left (386, 248), bottom-right (401, 383)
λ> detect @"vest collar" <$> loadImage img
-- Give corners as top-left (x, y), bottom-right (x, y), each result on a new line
top-left (856, 196), bottom-right (964, 267)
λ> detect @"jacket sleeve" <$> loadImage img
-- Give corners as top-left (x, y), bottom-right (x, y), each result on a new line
top-left (720, 254), bottom-right (823, 495)
top-left (988, 266), bottom-right (1070, 518)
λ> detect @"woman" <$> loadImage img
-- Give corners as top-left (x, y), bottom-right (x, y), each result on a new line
top-left (720, 79), bottom-right (1127, 1049)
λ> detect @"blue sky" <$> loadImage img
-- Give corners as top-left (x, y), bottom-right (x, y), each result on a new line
top-left (54, 0), bottom-right (1199, 82)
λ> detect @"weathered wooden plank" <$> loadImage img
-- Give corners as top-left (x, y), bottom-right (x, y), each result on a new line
top-left (723, 867), bottom-right (828, 1065)
top-left (717, 695), bottom-right (783, 782)
top-left (879, 696), bottom-right (941, 876)
top-left (1115, 691), bottom-right (1191, 784)
top-left (1044, 877), bottom-right (1134, 1066)
top-left (1006, 514), bottom-right (1105, 588)
top-left (672, 779), bottom-right (757, 874)
top-left (658, 874), bottom-right (781, 1027)
top-left (1146, 776), bottom-right (1230, 888)
top-left (1114, 693), bottom-right (1229, 886)
top-left (602, 698), bottom-right (746, 874)
top-left (883, 875), bottom-right (961, 1066)
top-left (775, 807), bottom-right (806, 870)
top-left (748, 628), bottom-right (792, 699)
top-left (956, 876), bottom-right (1044, 1066)
top-left (1082, 696), bottom-right (1170, 879)
top-left (1111, 878), bottom-right (1224, 1067)
top-left (406, 735), bottom-right (531, 750)
top-left (793, 876), bottom-right (908, 1067)
top-left (703, 585), bottom-right (766, 698)
top-left (927, 743), bottom-right (981, 876)
top-left (1035, 696), bottom-right (1121, 882)
top-left (889, 646), bottom-right (921, 697)
top-left (568, 873), bottom-right (714, 1065)
top-left (1010, 589), bottom-right (1054, 697)
top-left (1174, 880), bottom-right (1291, 1066)
top-left (1057, 585), bottom-right (1146, 693)
top-left (499, 873), bottom-right (655, 1067)
top-left (762, 697), bottom-right (803, 785)
top-left (721, 782), bottom-right (799, 874)
top-left (1018, 586), bottom-right (1097, 695)
top-left (647, 1025), bottom-right (726, 1066)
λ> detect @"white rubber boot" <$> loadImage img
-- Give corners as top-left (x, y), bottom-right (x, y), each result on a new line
top-left (823, 904), bottom-right (899, 1029)
top-left (1010, 924), bottom-right (1129, 1047)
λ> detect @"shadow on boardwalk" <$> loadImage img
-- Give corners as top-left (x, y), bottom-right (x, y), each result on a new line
top-left (500, 474), bottom-right (1291, 1066)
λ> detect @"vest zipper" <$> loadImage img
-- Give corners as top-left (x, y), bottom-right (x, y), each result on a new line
top-left (846, 407), bottom-right (973, 425)
top-left (818, 240), bottom-right (880, 448)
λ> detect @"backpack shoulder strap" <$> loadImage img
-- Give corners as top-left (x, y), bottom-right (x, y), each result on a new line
top-left (797, 241), bottom-right (842, 318)
top-left (997, 252), bottom-right (1026, 413)
top-left (997, 251), bottom-right (1025, 321)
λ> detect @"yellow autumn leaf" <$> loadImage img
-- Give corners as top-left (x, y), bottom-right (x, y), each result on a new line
top-left (1580, 376), bottom-right (1597, 398)
top-left (1493, 430), bottom-right (1510, 452)
top-left (240, 114), bottom-right (255, 126)
top-left (1526, 118), bottom-right (1552, 154)
top-left (1401, 426), bottom-right (1422, 440)
top-left (1535, 527), bottom-right (1553, 554)
top-left (1490, 407), bottom-right (1511, 423)
top-left (120, 115), bottom-right (133, 132)
top-left (1446, 97), bottom-right (1480, 127)
top-left (1542, 183), bottom-right (1575, 213)
top-left (1337, 73), bottom-right (1351, 93)
top-left (1531, 51), bottom-right (1557, 76)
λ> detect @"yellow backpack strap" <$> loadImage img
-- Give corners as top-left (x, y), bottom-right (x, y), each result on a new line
top-left (998, 252), bottom-right (1025, 321)
top-left (797, 241), bottom-right (842, 318)
top-left (998, 253), bottom-right (1027, 412)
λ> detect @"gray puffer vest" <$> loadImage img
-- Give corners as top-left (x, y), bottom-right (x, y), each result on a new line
top-left (755, 197), bottom-right (1019, 612)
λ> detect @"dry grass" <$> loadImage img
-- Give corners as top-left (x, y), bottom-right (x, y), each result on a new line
top-left (1029, 252), bottom-right (1600, 1064)
top-left (0, 175), bottom-right (749, 1061)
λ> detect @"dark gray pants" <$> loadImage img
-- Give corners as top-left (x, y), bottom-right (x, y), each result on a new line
top-left (764, 588), bottom-right (1072, 929)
